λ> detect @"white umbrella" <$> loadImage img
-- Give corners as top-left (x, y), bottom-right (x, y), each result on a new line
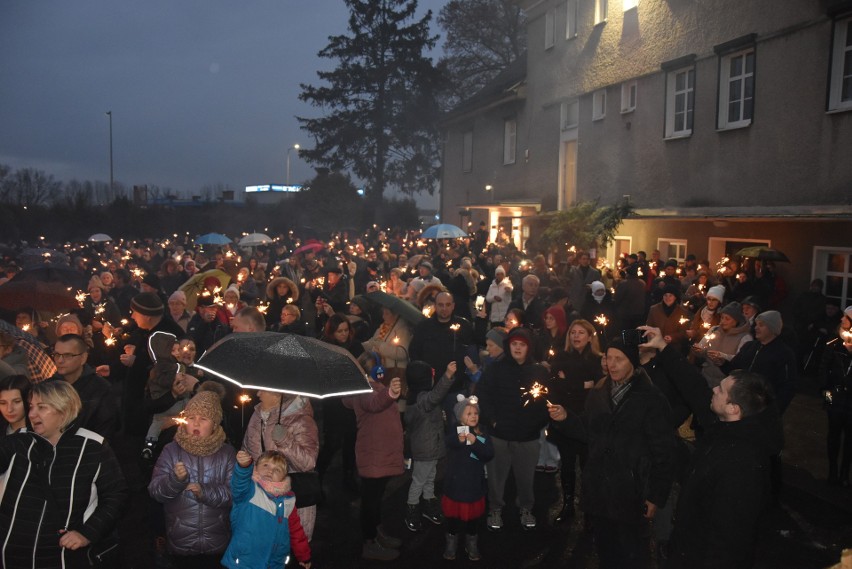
top-left (87, 233), bottom-right (113, 243)
top-left (239, 232), bottom-right (273, 246)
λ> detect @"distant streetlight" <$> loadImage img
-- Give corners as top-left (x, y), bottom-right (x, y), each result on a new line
top-left (105, 111), bottom-right (114, 192)
top-left (286, 143), bottom-right (301, 185)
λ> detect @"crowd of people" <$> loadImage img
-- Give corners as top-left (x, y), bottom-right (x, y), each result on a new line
top-left (0, 225), bottom-right (849, 568)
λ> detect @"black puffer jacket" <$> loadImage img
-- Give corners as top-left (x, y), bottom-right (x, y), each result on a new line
top-left (552, 367), bottom-right (675, 524)
top-left (477, 328), bottom-right (549, 442)
top-left (0, 427), bottom-right (128, 569)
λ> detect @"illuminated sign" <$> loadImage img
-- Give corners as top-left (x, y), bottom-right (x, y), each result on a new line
top-left (245, 185), bottom-right (303, 193)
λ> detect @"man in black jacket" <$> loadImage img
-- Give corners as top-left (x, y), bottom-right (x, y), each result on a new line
top-left (51, 334), bottom-right (117, 441)
top-left (639, 326), bottom-right (783, 569)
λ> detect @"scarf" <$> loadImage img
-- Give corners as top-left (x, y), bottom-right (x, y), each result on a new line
top-left (174, 425), bottom-right (227, 457)
top-left (252, 472), bottom-right (292, 497)
top-left (377, 316), bottom-right (399, 342)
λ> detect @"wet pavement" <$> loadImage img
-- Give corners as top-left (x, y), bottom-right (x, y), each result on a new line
top-left (115, 385), bottom-right (852, 569)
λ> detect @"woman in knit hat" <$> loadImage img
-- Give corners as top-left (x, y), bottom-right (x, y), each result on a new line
top-left (686, 284), bottom-right (725, 342)
top-left (645, 284), bottom-right (693, 353)
top-left (149, 390), bottom-right (236, 567)
top-left (441, 394), bottom-right (495, 561)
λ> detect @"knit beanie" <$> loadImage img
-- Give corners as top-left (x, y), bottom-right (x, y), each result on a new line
top-left (130, 292), bottom-right (163, 316)
top-left (719, 302), bottom-right (745, 326)
top-left (607, 337), bottom-right (640, 370)
top-left (454, 393), bottom-right (480, 421)
top-left (756, 310), bottom-right (783, 336)
top-left (506, 326), bottom-right (534, 350)
top-left (706, 285), bottom-right (726, 302)
top-left (183, 390), bottom-right (223, 425)
top-left (168, 290), bottom-right (187, 304)
top-left (844, 306), bottom-right (852, 321)
top-left (662, 284), bottom-right (682, 300)
top-left (142, 273), bottom-right (161, 290)
top-left (741, 296), bottom-right (762, 312)
top-left (590, 281), bottom-right (606, 296)
top-left (87, 275), bottom-right (105, 292)
top-left (486, 327), bottom-right (508, 346)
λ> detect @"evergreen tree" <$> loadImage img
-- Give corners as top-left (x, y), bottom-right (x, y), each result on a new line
top-left (437, 0), bottom-right (526, 106)
top-left (297, 0), bottom-right (443, 205)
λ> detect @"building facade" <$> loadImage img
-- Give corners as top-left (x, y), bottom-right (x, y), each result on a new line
top-left (439, 0), bottom-right (852, 308)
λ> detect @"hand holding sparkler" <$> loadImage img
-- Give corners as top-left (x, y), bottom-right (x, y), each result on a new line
top-left (174, 461), bottom-right (188, 481)
top-left (547, 402), bottom-right (567, 422)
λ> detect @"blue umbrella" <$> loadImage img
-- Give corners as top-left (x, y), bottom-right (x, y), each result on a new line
top-left (420, 224), bottom-right (468, 239)
top-left (195, 233), bottom-right (232, 245)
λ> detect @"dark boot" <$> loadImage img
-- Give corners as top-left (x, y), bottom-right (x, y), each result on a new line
top-left (555, 495), bottom-right (575, 523)
top-left (405, 503), bottom-right (423, 532)
top-left (422, 497), bottom-right (444, 525)
top-left (443, 533), bottom-right (458, 560)
top-left (464, 534), bottom-right (481, 561)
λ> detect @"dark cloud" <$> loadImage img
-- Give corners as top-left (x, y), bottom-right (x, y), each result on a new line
top-left (0, 0), bottom-right (442, 207)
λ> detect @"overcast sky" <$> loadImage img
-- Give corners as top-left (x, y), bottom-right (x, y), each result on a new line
top-left (0, 0), bottom-right (445, 208)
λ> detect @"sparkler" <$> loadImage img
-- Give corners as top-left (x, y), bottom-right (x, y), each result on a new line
top-left (702, 322), bottom-right (712, 330)
top-left (678, 316), bottom-right (690, 326)
top-left (21, 324), bottom-right (31, 332)
top-left (841, 330), bottom-right (852, 343)
top-left (422, 305), bottom-right (434, 318)
top-left (256, 302), bottom-right (270, 315)
top-left (520, 381), bottom-right (551, 407)
top-left (173, 415), bottom-right (188, 427)
top-left (239, 394), bottom-right (252, 430)
top-left (449, 323), bottom-right (461, 352)
top-left (104, 337), bottom-right (117, 347)
top-left (392, 336), bottom-right (400, 345)
top-left (594, 314), bottom-right (609, 327)
top-left (75, 290), bottom-right (88, 306)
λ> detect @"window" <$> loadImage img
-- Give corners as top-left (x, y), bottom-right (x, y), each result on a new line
top-left (665, 67), bottom-right (694, 138)
top-left (595, 0), bottom-right (608, 24)
top-left (503, 118), bottom-right (517, 165)
top-left (462, 131), bottom-right (473, 173)
top-left (592, 89), bottom-right (606, 121)
top-left (545, 9), bottom-right (555, 49)
top-left (829, 16), bottom-right (852, 112)
top-left (814, 247), bottom-right (852, 308)
top-left (657, 238), bottom-right (687, 262)
top-left (621, 81), bottom-right (637, 113)
top-left (718, 48), bottom-right (755, 129)
top-left (623, 0), bottom-right (638, 10)
top-left (566, 0), bottom-right (578, 39)
top-left (561, 100), bottom-right (579, 130)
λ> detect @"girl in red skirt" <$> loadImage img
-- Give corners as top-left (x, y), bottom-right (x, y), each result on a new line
top-left (441, 395), bottom-right (495, 561)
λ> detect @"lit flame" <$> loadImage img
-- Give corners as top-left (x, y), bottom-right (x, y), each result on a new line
top-left (239, 394), bottom-right (252, 404)
top-left (75, 290), bottom-right (88, 305)
top-left (702, 322), bottom-right (712, 329)
top-left (520, 382), bottom-right (550, 407)
top-left (841, 330), bottom-right (852, 343)
top-left (392, 336), bottom-right (400, 345)
top-left (256, 302), bottom-right (269, 314)
top-left (120, 319), bottom-right (129, 326)
top-left (173, 415), bottom-right (188, 426)
top-left (548, 348), bottom-right (555, 358)
top-left (678, 316), bottom-right (690, 325)
top-left (449, 323), bottom-right (461, 332)
top-left (422, 305), bottom-right (434, 317)
top-left (21, 324), bottom-right (31, 332)
top-left (104, 337), bottom-right (116, 347)
top-left (594, 314), bottom-right (609, 327)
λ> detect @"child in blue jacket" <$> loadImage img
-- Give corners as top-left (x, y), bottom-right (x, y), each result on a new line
top-left (222, 449), bottom-right (311, 569)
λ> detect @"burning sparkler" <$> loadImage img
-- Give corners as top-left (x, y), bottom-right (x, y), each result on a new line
top-left (75, 290), bottom-right (88, 306)
top-left (422, 305), bottom-right (434, 318)
top-left (449, 323), bottom-right (461, 352)
top-left (678, 316), bottom-right (690, 326)
top-left (173, 415), bottom-right (188, 427)
top-left (239, 394), bottom-right (252, 430)
top-left (594, 314), bottom-right (609, 327)
top-left (520, 381), bottom-right (551, 407)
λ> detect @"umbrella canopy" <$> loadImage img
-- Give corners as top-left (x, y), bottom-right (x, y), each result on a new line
top-left (734, 246), bottom-right (790, 263)
top-left (0, 319), bottom-right (56, 382)
top-left (420, 224), bottom-right (468, 239)
top-left (195, 233), bottom-right (232, 246)
top-left (365, 291), bottom-right (425, 326)
top-left (239, 233), bottom-right (273, 247)
top-left (178, 269), bottom-right (231, 312)
top-left (19, 248), bottom-right (69, 268)
top-left (87, 233), bottom-right (113, 243)
top-left (0, 280), bottom-right (79, 312)
top-left (195, 332), bottom-right (373, 399)
top-left (293, 239), bottom-right (325, 256)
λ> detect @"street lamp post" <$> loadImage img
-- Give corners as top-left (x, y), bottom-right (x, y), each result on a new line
top-left (106, 111), bottom-right (114, 193)
top-left (286, 143), bottom-right (300, 185)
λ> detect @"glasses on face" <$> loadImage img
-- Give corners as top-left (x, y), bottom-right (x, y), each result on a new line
top-left (53, 352), bottom-right (84, 361)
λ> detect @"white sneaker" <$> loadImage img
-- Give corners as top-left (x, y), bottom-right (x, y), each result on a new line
top-left (486, 509), bottom-right (503, 531)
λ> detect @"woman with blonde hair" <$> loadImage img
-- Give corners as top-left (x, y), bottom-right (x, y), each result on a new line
top-left (0, 380), bottom-right (127, 568)
top-left (548, 319), bottom-right (602, 523)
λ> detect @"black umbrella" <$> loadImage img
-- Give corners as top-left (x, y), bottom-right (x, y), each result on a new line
top-left (13, 264), bottom-right (88, 289)
top-left (365, 291), bottom-right (425, 326)
top-left (734, 246), bottom-right (790, 263)
top-left (194, 332), bottom-right (373, 398)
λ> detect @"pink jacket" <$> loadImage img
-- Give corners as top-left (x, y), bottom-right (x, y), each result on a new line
top-left (241, 396), bottom-right (318, 473)
top-left (343, 381), bottom-right (404, 479)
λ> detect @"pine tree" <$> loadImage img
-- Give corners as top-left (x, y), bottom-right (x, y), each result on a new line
top-left (297, 0), bottom-right (443, 205)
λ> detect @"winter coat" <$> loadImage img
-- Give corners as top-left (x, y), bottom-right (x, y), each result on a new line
top-left (477, 352), bottom-right (550, 442)
top-left (485, 278), bottom-right (513, 322)
top-left (614, 276), bottom-right (647, 325)
top-left (51, 365), bottom-right (117, 441)
top-left (405, 373), bottom-right (454, 461)
top-left (361, 316), bottom-right (412, 370)
top-left (149, 440), bottom-right (236, 556)
top-left (549, 346), bottom-right (602, 415)
top-left (568, 264), bottom-right (602, 312)
top-left (819, 338), bottom-right (852, 410)
top-left (0, 427), bottom-right (127, 569)
top-left (343, 380), bottom-right (404, 479)
top-left (552, 368), bottom-right (675, 524)
top-left (726, 336), bottom-right (797, 413)
top-left (409, 316), bottom-right (474, 394)
top-left (242, 397), bottom-right (318, 473)
top-left (653, 344), bottom-right (782, 569)
top-left (645, 302), bottom-right (692, 351)
top-left (694, 322), bottom-right (753, 387)
top-left (442, 430), bottom-right (495, 503)
top-left (221, 464), bottom-right (310, 569)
